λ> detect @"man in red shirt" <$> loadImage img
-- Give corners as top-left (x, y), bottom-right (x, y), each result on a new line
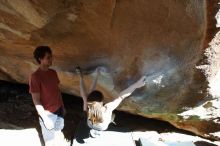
top-left (29, 46), bottom-right (66, 146)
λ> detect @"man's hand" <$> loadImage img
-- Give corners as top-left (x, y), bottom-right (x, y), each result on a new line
top-left (134, 76), bottom-right (146, 88)
top-left (42, 114), bottom-right (54, 130)
top-left (35, 104), bottom-right (54, 130)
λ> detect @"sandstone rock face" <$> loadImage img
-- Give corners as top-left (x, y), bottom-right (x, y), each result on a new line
top-left (0, 0), bottom-right (219, 140)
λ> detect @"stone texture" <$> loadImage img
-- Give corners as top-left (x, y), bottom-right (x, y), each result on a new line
top-left (0, 0), bottom-right (219, 140)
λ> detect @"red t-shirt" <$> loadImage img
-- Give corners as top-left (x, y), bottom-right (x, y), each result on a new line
top-left (29, 68), bottom-right (63, 113)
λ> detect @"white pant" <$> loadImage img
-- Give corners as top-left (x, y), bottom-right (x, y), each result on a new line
top-left (39, 112), bottom-right (64, 145)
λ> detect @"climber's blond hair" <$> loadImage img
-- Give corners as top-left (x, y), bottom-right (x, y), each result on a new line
top-left (87, 101), bottom-right (104, 124)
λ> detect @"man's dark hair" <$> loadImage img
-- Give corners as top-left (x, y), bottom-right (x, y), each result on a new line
top-left (87, 90), bottom-right (104, 102)
top-left (33, 46), bottom-right (52, 64)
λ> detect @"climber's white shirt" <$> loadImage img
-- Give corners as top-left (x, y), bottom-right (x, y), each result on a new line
top-left (87, 97), bottom-right (123, 130)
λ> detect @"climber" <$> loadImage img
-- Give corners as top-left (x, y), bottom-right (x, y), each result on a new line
top-left (75, 66), bottom-right (146, 138)
top-left (29, 46), bottom-right (66, 146)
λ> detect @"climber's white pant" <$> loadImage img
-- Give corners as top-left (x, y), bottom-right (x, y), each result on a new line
top-left (39, 112), bottom-right (64, 144)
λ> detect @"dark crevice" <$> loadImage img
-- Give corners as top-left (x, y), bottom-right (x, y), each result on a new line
top-left (110, 0), bottom-right (117, 28)
top-left (203, 0), bottom-right (220, 49)
top-left (194, 141), bottom-right (218, 146)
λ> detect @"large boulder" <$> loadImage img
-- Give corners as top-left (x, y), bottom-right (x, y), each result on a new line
top-left (0, 0), bottom-right (219, 140)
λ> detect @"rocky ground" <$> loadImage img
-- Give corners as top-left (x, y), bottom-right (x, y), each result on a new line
top-left (0, 80), bottom-right (219, 146)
